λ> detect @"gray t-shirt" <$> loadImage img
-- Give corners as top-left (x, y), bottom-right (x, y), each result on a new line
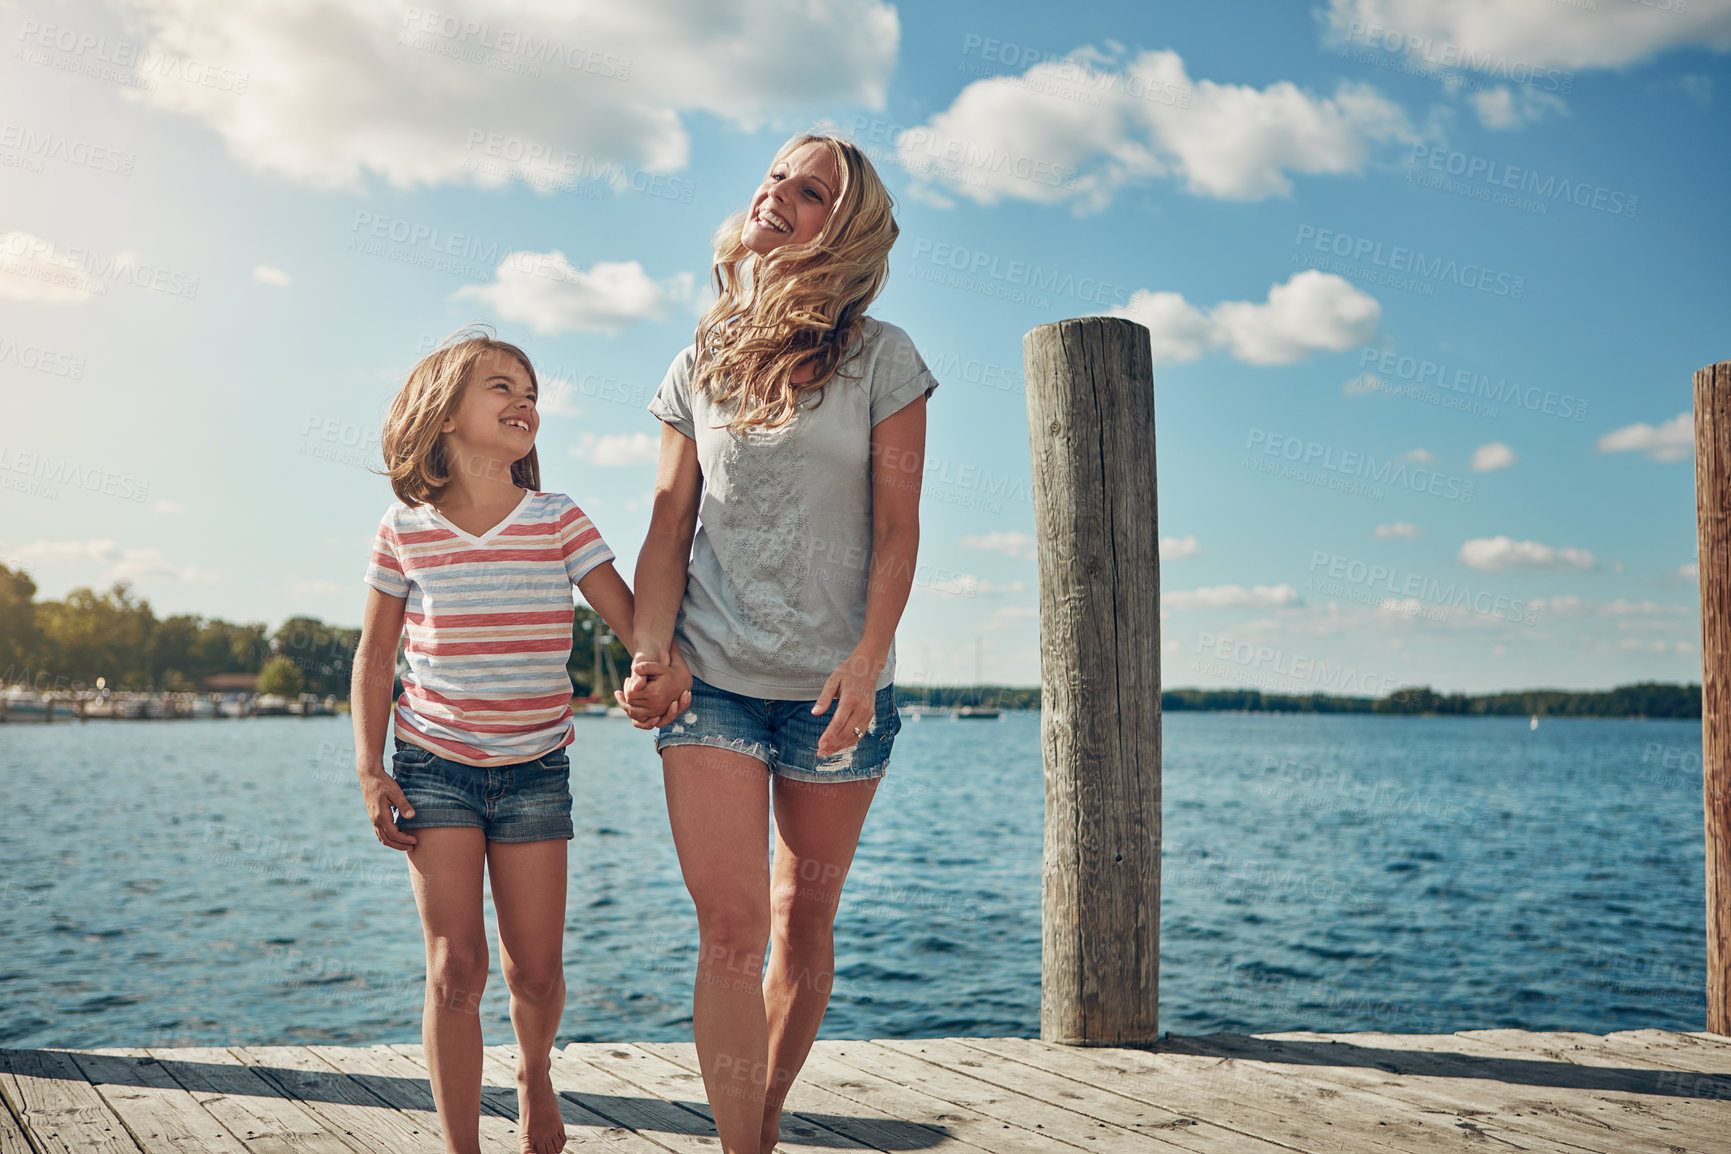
top-left (648, 317), bottom-right (938, 699)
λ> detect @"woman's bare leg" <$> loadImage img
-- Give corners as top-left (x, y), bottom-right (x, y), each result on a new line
top-left (758, 776), bottom-right (878, 1154)
top-left (488, 837), bottom-right (570, 1154)
top-left (406, 827), bottom-right (490, 1154)
top-left (661, 745), bottom-right (772, 1154)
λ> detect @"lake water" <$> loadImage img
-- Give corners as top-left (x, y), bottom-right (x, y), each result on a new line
top-left (0, 710), bottom-right (1705, 1048)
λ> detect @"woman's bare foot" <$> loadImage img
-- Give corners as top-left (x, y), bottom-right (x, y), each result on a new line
top-left (515, 1063), bottom-right (567, 1154)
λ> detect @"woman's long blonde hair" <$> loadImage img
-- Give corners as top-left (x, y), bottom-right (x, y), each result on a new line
top-left (695, 132), bottom-right (899, 433)
top-left (378, 326), bottom-right (540, 507)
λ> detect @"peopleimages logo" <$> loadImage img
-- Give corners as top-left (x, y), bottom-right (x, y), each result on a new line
top-left (1357, 348), bottom-right (1588, 422)
top-left (1294, 225), bottom-right (1524, 299)
top-left (1243, 428), bottom-right (1476, 504)
top-left (1341, 20), bottom-right (1573, 94)
top-left (1407, 145), bottom-right (1637, 218)
top-left (907, 238), bottom-right (1131, 309)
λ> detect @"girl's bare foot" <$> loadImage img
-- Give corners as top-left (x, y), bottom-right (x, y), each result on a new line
top-left (516, 1064), bottom-right (567, 1154)
top-left (758, 1111), bottom-right (781, 1154)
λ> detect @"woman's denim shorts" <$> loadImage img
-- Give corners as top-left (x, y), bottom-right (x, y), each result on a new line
top-left (654, 675), bottom-right (901, 783)
top-left (390, 736), bottom-right (574, 842)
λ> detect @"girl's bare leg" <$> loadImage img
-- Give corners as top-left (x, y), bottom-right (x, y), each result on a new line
top-left (661, 745), bottom-right (772, 1154)
top-left (488, 837), bottom-right (570, 1154)
top-left (406, 827), bottom-right (490, 1154)
top-left (757, 777), bottom-right (878, 1154)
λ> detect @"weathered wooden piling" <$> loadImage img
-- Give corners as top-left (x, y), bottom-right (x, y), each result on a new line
top-left (1695, 359), bottom-right (1731, 1036)
top-left (1023, 317), bottom-right (1161, 1045)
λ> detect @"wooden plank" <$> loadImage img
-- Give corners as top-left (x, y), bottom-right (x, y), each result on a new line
top-left (853, 1039), bottom-right (1289, 1154)
top-left (386, 1041), bottom-right (671, 1154)
top-left (1446, 1030), bottom-right (1731, 1122)
top-left (305, 1044), bottom-right (520, 1154)
top-left (1685, 1032), bottom-right (1731, 1048)
top-left (1248, 1031), bottom-right (1731, 1148)
top-left (552, 1044), bottom-right (720, 1153)
top-left (141, 1046), bottom-right (361, 1154)
top-left (642, 1039), bottom-right (998, 1154)
top-left (955, 1035), bottom-right (1470, 1154)
top-left (0, 1048), bottom-right (142, 1154)
top-left (1167, 1032), bottom-right (1707, 1154)
top-left (0, 1083), bottom-right (38, 1154)
top-left (228, 1046), bottom-right (441, 1154)
top-left (1025, 316), bottom-right (1162, 1047)
top-left (573, 1044), bottom-right (873, 1154)
top-left (1606, 1030), bottom-right (1731, 1073)
top-left (65, 1048), bottom-right (250, 1154)
top-left (1455, 1029), bottom-right (1703, 1072)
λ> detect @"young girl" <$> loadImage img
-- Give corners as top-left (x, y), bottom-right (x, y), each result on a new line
top-left (625, 133), bottom-right (937, 1154)
top-left (350, 328), bottom-right (686, 1154)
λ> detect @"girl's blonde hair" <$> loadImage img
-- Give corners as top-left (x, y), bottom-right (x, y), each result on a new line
top-left (695, 132), bottom-right (898, 433)
top-left (379, 326), bottom-right (540, 507)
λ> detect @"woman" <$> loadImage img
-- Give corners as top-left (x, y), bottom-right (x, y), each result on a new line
top-left (623, 132), bottom-right (936, 1154)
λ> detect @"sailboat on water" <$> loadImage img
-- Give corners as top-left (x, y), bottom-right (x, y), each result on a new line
top-left (575, 622), bottom-right (625, 716)
top-left (954, 638), bottom-right (1001, 720)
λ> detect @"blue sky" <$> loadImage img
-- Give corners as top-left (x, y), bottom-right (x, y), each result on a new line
top-left (2, 0), bottom-right (1727, 693)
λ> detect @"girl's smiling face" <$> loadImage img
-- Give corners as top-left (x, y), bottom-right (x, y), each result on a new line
top-left (741, 142), bottom-right (840, 256)
top-left (441, 348), bottom-right (538, 465)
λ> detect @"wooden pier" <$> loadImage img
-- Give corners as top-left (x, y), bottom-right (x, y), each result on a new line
top-left (4, 1028), bottom-right (1727, 1153)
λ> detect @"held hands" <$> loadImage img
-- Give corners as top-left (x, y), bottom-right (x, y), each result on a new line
top-left (358, 766), bottom-right (417, 851)
top-left (812, 649), bottom-right (883, 757)
top-left (618, 646), bottom-right (693, 729)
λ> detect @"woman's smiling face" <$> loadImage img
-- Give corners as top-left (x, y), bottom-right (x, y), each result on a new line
top-left (741, 142), bottom-right (840, 256)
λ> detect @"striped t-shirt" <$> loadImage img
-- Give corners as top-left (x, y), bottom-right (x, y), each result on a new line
top-left (362, 489), bottom-right (614, 767)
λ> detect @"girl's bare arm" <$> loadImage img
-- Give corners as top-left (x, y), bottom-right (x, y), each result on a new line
top-left (351, 586), bottom-right (416, 850)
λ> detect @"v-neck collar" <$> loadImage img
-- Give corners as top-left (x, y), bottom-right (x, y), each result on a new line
top-left (428, 488), bottom-right (535, 545)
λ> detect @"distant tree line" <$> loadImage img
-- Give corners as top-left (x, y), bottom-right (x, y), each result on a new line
top-left (0, 563), bottom-right (1700, 717)
top-left (1161, 682), bottom-right (1701, 718)
top-left (0, 564), bottom-right (630, 699)
top-left (904, 681), bottom-right (1700, 718)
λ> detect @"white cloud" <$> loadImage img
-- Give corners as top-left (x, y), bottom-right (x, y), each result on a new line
top-left (1160, 535), bottom-right (1199, 559)
top-left (1323, 0), bottom-right (1731, 72)
top-left (1163, 583), bottom-right (1300, 610)
top-left (569, 431), bottom-right (659, 467)
top-left (1400, 448), bottom-right (1434, 463)
top-left (1111, 291), bottom-right (1213, 364)
top-left (152, 500), bottom-right (187, 514)
top-left (1471, 85), bottom-right (1568, 130)
top-left (1530, 595), bottom-right (1690, 620)
top-left (1470, 442), bottom-right (1516, 471)
top-left (961, 531), bottom-right (1036, 560)
top-left (113, 0), bottom-right (900, 190)
top-left (1111, 271), bottom-right (1380, 366)
top-left (1679, 73), bottom-right (1715, 106)
top-left (1596, 413), bottom-right (1692, 463)
top-left (288, 577), bottom-right (343, 599)
top-left (896, 47), bottom-right (1413, 208)
top-left (0, 231), bottom-right (103, 303)
top-left (251, 264), bottom-right (291, 288)
top-left (455, 253), bottom-right (694, 335)
top-left (922, 575), bottom-right (1027, 598)
top-left (1459, 536), bottom-right (1596, 572)
top-left (1680, 562), bottom-right (1700, 580)
top-left (983, 605), bottom-right (1038, 630)
top-left (13, 539), bottom-right (220, 583)
top-left (1374, 522), bottom-right (1424, 539)
top-left (1208, 271), bottom-right (1382, 365)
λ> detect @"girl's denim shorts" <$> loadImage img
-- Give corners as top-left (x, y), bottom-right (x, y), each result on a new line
top-left (390, 737), bottom-right (574, 842)
top-left (654, 675), bottom-right (901, 783)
